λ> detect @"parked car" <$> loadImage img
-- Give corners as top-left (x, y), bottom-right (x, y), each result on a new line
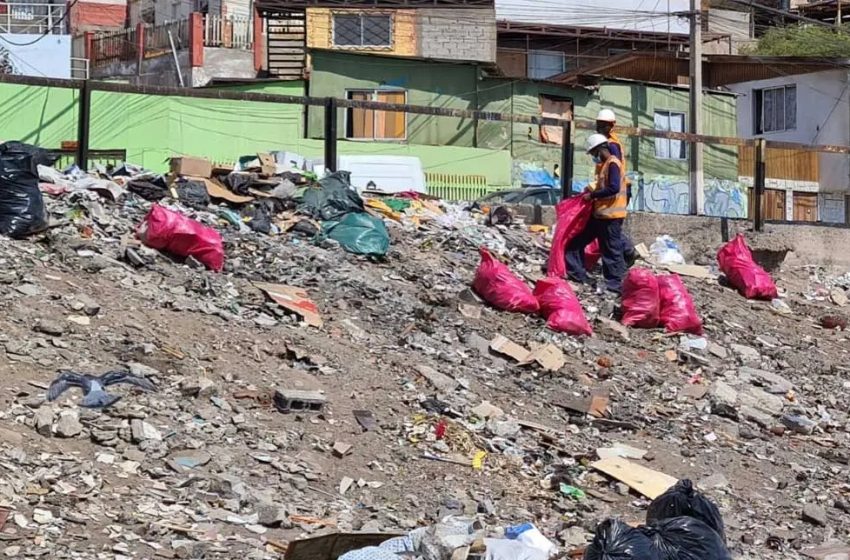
top-left (476, 187), bottom-right (560, 207)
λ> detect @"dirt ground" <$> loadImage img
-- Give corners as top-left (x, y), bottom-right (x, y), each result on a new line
top-left (0, 212), bottom-right (849, 560)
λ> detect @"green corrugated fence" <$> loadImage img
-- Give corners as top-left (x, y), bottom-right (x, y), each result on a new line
top-left (425, 172), bottom-right (508, 201)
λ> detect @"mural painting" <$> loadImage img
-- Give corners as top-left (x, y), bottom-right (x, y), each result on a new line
top-left (630, 175), bottom-right (748, 218)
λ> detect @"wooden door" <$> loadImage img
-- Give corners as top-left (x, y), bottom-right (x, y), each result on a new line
top-left (793, 192), bottom-right (818, 222)
top-left (748, 188), bottom-right (786, 221)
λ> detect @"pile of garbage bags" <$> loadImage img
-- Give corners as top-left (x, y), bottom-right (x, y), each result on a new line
top-left (0, 141), bottom-right (54, 238)
top-left (585, 479), bottom-right (730, 560)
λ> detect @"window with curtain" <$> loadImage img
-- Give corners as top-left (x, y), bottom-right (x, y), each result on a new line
top-left (346, 90), bottom-right (407, 140)
top-left (332, 13), bottom-right (392, 47)
top-left (654, 110), bottom-right (687, 160)
top-left (755, 85), bottom-right (796, 134)
top-left (527, 50), bottom-right (566, 80)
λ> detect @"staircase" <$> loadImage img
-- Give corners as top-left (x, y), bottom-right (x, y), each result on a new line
top-left (266, 11), bottom-right (307, 80)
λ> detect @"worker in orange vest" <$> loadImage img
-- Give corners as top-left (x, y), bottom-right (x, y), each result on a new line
top-left (566, 134), bottom-right (628, 293)
top-left (596, 108), bottom-right (636, 266)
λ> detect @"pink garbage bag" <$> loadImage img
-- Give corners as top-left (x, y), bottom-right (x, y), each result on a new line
top-left (547, 197), bottom-right (593, 278)
top-left (533, 277), bottom-right (593, 336)
top-left (621, 267), bottom-right (661, 328)
top-left (658, 274), bottom-right (703, 335)
top-left (472, 247), bottom-right (539, 313)
top-left (716, 234), bottom-right (778, 300)
top-left (137, 205), bottom-right (224, 272)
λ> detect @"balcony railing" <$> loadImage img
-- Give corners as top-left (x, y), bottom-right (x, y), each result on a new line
top-left (145, 18), bottom-right (189, 54)
top-left (91, 27), bottom-right (138, 69)
top-left (0, 2), bottom-right (66, 34)
top-left (90, 14), bottom-right (255, 69)
top-left (204, 15), bottom-right (252, 49)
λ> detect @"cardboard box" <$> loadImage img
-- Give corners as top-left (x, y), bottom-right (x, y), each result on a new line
top-left (258, 153), bottom-right (277, 177)
top-left (170, 156), bottom-right (212, 178)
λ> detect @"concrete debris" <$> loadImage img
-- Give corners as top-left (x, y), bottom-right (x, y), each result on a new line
top-left (0, 153), bottom-right (843, 560)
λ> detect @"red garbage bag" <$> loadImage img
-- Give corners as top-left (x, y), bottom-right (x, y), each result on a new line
top-left (137, 205), bottom-right (225, 272)
top-left (658, 274), bottom-right (703, 335)
top-left (547, 197), bottom-right (592, 278)
top-left (584, 239), bottom-right (601, 271)
top-left (716, 234), bottom-right (778, 300)
top-left (472, 247), bottom-right (539, 313)
top-left (621, 267), bottom-right (661, 328)
top-left (533, 277), bottom-right (593, 336)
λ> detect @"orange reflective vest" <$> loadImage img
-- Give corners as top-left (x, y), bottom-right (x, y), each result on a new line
top-left (595, 132), bottom-right (628, 176)
top-left (593, 156), bottom-right (628, 220)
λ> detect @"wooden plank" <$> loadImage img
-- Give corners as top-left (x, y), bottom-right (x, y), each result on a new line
top-left (591, 457), bottom-right (677, 499)
top-left (793, 192), bottom-right (818, 222)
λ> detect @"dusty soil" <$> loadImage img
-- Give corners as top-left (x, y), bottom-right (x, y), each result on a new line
top-left (0, 212), bottom-right (848, 560)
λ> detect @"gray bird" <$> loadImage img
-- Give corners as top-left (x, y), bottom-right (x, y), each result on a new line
top-left (46, 370), bottom-right (158, 408)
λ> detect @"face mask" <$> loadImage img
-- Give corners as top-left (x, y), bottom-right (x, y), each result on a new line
top-left (592, 155), bottom-right (602, 164)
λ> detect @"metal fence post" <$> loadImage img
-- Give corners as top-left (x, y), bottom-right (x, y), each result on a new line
top-left (754, 138), bottom-right (766, 231)
top-left (324, 97), bottom-right (338, 173)
top-left (76, 80), bottom-right (91, 170)
top-left (561, 120), bottom-right (574, 199)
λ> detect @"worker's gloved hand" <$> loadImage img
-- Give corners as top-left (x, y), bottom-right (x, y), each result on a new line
top-left (582, 192), bottom-right (592, 201)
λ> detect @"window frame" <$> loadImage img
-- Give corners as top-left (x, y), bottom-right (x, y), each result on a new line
top-left (653, 109), bottom-right (687, 161)
top-left (527, 49), bottom-right (567, 80)
top-left (754, 84), bottom-right (797, 134)
top-left (344, 88), bottom-right (408, 141)
top-left (331, 12), bottom-right (393, 49)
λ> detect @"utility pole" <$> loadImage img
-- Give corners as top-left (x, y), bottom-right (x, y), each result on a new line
top-left (689, 0), bottom-right (704, 215)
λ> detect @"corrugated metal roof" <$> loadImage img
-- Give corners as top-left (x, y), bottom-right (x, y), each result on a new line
top-left (495, 0), bottom-right (690, 34)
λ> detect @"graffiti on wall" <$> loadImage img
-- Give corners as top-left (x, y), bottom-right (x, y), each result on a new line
top-left (630, 175), bottom-right (748, 218)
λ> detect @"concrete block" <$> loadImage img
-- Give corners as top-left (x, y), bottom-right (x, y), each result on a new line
top-left (273, 389), bottom-right (326, 413)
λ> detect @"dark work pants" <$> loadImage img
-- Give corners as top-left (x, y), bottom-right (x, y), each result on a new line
top-left (566, 217), bottom-right (626, 293)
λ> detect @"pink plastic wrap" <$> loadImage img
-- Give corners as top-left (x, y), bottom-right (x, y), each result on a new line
top-left (137, 205), bottom-right (224, 272)
top-left (533, 277), bottom-right (593, 336)
top-left (472, 247), bottom-right (539, 313)
top-left (717, 234), bottom-right (778, 300)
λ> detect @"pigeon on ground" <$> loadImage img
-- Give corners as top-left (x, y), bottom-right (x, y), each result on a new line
top-left (46, 370), bottom-right (158, 408)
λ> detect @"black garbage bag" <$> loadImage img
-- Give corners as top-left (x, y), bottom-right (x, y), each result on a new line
top-left (584, 519), bottom-right (660, 560)
top-left (225, 172), bottom-right (259, 196)
top-left (640, 517), bottom-right (731, 560)
top-left (127, 180), bottom-right (169, 201)
top-left (299, 171), bottom-right (364, 221)
top-left (646, 479), bottom-right (725, 543)
top-left (0, 141), bottom-right (53, 238)
top-left (177, 180), bottom-right (211, 210)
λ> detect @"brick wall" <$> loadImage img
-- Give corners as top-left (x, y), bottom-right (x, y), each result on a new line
top-left (417, 8), bottom-right (496, 64)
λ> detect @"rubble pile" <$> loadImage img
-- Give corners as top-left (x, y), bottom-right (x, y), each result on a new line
top-left (0, 143), bottom-right (848, 559)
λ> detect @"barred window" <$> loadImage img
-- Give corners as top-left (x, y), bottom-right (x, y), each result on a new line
top-left (333, 13), bottom-right (392, 47)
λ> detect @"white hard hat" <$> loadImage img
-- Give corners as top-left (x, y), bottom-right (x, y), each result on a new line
top-left (586, 133), bottom-right (609, 153)
top-left (596, 108), bottom-right (617, 122)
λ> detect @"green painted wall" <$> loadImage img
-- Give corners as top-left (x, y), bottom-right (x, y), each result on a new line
top-left (307, 51), bottom-right (478, 146)
top-left (0, 80), bottom-right (511, 185)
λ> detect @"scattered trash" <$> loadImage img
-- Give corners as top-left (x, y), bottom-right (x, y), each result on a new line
top-left (650, 235), bottom-right (685, 266)
top-left (559, 484), bottom-right (587, 500)
top-left (46, 370), bottom-right (157, 408)
top-left (254, 282), bottom-right (323, 327)
top-left (591, 457), bottom-right (677, 499)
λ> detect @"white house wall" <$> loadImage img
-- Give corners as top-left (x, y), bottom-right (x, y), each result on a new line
top-left (726, 69), bottom-right (850, 196)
